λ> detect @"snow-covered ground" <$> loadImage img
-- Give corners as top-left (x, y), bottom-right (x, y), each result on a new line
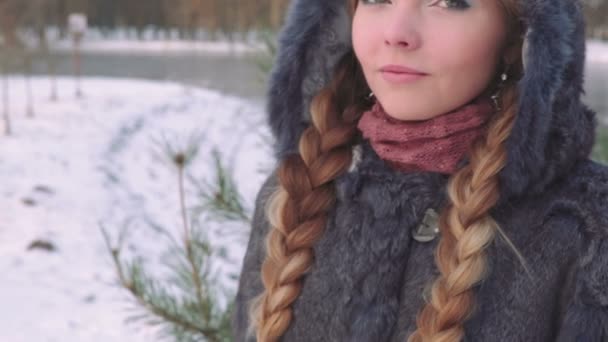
top-left (585, 39), bottom-right (608, 126)
top-left (587, 38), bottom-right (608, 63)
top-left (50, 38), bottom-right (264, 55)
top-left (0, 77), bottom-right (273, 341)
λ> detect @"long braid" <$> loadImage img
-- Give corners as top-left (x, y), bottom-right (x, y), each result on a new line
top-left (408, 81), bottom-right (526, 342)
top-left (403, 1), bottom-right (527, 339)
top-left (248, 52), bottom-right (369, 341)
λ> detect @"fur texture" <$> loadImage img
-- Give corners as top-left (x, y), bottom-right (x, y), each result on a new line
top-left (232, 0), bottom-right (608, 340)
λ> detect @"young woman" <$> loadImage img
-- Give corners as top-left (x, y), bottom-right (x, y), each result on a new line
top-left (232, 0), bottom-right (608, 341)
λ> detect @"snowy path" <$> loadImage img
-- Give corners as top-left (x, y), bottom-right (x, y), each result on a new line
top-left (0, 77), bottom-right (273, 342)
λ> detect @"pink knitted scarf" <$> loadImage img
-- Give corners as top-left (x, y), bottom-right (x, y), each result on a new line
top-left (356, 96), bottom-right (495, 174)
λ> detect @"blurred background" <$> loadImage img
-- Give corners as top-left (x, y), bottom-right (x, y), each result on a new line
top-left (0, 1), bottom-right (606, 342)
top-left (0, 0), bottom-right (290, 103)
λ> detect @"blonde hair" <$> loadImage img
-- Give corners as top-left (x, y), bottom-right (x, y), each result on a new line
top-left (248, 0), bottom-right (530, 341)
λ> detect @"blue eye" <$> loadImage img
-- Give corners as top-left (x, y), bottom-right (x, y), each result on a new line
top-left (436, 0), bottom-right (470, 10)
top-left (359, 0), bottom-right (392, 4)
top-left (358, 0), bottom-right (470, 10)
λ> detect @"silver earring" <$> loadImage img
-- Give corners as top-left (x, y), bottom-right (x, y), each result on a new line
top-left (366, 91), bottom-right (374, 100)
top-left (491, 66), bottom-right (509, 112)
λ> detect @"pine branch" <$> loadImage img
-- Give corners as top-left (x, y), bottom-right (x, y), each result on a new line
top-left (191, 148), bottom-right (250, 224)
top-left (99, 134), bottom-right (237, 342)
top-left (100, 210), bottom-right (231, 342)
top-left (177, 160), bottom-right (212, 327)
top-left (247, 28), bottom-right (277, 85)
top-left (100, 235), bottom-right (224, 340)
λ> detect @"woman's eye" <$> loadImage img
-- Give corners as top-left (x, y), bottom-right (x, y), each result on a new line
top-left (359, 0), bottom-right (469, 9)
top-left (359, 0), bottom-right (392, 5)
top-left (435, 0), bottom-right (471, 10)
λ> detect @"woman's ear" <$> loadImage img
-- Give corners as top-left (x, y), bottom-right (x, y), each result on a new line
top-left (504, 23), bottom-right (527, 67)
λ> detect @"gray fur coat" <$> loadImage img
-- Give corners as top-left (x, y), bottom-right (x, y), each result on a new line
top-left (231, 0), bottom-right (608, 341)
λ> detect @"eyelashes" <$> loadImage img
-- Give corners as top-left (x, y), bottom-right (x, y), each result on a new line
top-left (359, 0), bottom-right (471, 11)
top-left (437, 0), bottom-right (471, 10)
top-left (359, 0), bottom-right (392, 4)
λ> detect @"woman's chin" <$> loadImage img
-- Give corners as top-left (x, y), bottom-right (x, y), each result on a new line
top-left (380, 102), bottom-right (440, 122)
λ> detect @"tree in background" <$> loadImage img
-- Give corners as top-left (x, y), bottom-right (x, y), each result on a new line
top-left (2, 0), bottom-right (293, 42)
top-left (270, 0), bottom-right (285, 29)
top-left (101, 135), bottom-right (252, 342)
top-left (3, 0), bottom-right (606, 42)
top-left (584, 0), bottom-right (608, 39)
top-left (0, 0), bottom-right (25, 134)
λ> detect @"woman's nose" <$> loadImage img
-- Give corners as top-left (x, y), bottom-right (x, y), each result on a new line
top-left (383, 4), bottom-right (422, 50)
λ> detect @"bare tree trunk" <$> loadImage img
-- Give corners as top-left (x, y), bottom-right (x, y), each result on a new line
top-left (270, 0), bottom-right (283, 30)
top-left (0, 0), bottom-right (20, 135)
top-left (72, 34), bottom-right (83, 98)
top-left (0, 0), bottom-right (23, 48)
top-left (24, 52), bottom-right (35, 118)
top-left (39, 14), bottom-right (59, 101)
top-left (2, 58), bottom-right (11, 136)
top-left (49, 52), bottom-right (58, 101)
top-left (207, 0), bottom-right (218, 40)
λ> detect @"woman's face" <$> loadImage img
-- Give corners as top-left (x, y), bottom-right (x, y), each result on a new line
top-left (352, 0), bottom-right (512, 121)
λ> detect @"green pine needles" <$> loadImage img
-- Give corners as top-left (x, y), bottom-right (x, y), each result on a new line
top-left (100, 133), bottom-right (251, 342)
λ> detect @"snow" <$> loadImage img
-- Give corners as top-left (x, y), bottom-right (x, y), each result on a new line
top-left (50, 38), bottom-right (264, 55)
top-left (0, 76), bottom-right (274, 341)
top-left (587, 38), bottom-right (608, 64)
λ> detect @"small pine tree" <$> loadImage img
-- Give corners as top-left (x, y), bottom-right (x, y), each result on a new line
top-left (101, 133), bottom-right (251, 342)
top-left (1, 55), bottom-right (10, 136)
top-left (248, 28), bottom-right (278, 86)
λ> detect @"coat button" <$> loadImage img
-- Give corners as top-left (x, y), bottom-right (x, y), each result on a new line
top-left (412, 208), bottom-right (439, 242)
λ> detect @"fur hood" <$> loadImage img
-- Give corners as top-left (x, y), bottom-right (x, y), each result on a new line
top-left (265, 0), bottom-right (597, 204)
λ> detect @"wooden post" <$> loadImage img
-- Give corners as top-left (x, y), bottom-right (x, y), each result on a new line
top-left (2, 56), bottom-right (11, 136)
top-left (24, 51), bottom-right (34, 118)
top-left (72, 33), bottom-right (82, 98)
top-left (68, 13), bottom-right (87, 98)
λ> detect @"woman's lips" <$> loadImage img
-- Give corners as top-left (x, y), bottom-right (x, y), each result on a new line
top-left (380, 71), bottom-right (427, 83)
top-left (379, 64), bottom-right (428, 83)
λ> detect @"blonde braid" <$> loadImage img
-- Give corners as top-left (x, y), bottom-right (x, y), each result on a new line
top-left (247, 53), bottom-right (368, 341)
top-left (408, 84), bottom-right (530, 342)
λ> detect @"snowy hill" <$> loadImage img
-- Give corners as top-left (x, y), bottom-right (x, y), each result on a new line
top-left (0, 77), bottom-right (273, 342)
